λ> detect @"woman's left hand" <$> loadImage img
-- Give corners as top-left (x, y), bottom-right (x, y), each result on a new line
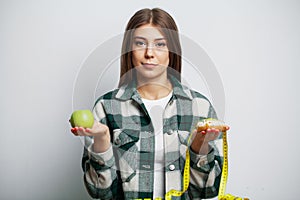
top-left (190, 126), bottom-right (229, 154)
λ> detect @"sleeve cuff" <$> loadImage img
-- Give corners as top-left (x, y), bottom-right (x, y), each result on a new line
top-left (88, 144), bottom-right (114, 168)
top-left (189, 145), bottom-right (215, 172)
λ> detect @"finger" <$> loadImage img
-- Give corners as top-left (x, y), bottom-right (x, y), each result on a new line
top-left (79, 127), bottom-right (92, 134)
top-left (73, 127), bottom-right (79, 133)
top-left (76, 127), bottom-right (86, 136)
top-left (210, 128), bottom-right (218, 133)
top-left (76, 127), bottom-right (94, 137)
top-left (73, 131), bottom-right (79, 136)
top-left (71, 127), bottom-right (79, 136)
top-left (78, 127), bottom-right (85, 132)
top-left (85, 128), bottom-right (91, 133)
top-left (206, 128), bottom-right (215, 134)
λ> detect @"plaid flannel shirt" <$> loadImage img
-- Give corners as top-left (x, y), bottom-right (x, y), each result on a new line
top-left (81, 76), bottom-right (223, 200)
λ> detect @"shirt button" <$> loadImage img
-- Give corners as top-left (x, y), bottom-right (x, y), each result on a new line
top-left (200, 160), bottom-right (206, 166)
top-left (98, 159), bottom-right (105, 166)
top-left (169, 164), bottom-right (175, 171)
top-left (114, 138), bottom-right (121, 145)
top-left (167, 130), bottom-right (174, 135)
top-left (197, 160), bottom-right (207, 167)
top-left (145, 131), bottom-right (152, 135)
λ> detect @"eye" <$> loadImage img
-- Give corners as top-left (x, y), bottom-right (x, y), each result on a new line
top-left (134, 41), bottom-right (146, 47)
top-left (155, 42), bottom-right (167, 47)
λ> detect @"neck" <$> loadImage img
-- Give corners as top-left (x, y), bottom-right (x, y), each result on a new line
top-left (137, 79), bottom-right (172, 100)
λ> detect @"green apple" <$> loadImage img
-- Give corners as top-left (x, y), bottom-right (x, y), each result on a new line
top-left (70, 110), bottom-right (94, 128)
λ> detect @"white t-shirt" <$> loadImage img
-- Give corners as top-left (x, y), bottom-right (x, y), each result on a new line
top-left (142, 92), bottom-right (172, 198)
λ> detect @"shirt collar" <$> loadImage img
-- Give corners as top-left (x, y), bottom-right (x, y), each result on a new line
top-left (115, 75), bottom-right (193, 101)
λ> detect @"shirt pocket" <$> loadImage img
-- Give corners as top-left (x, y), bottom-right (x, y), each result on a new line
top-left (112, 129), bottom-right (139, 183)
top-left (112, 129), bottom-right (139, 150)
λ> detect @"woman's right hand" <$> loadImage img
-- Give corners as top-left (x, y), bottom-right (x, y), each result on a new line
top-left (70, 120), bottom-right (111, 153)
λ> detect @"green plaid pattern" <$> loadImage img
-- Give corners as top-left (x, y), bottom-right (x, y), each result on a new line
top-left (82, 76), bottom-right (223, 200)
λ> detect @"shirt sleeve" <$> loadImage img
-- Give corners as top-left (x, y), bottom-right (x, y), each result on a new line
top-left (188, 102), bottom-right (223, 199)
top-left (81, 100), bottom-right (119, 199)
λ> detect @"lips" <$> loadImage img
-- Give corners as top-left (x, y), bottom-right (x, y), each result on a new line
top-left (142, 62), bottom-right (158, 69)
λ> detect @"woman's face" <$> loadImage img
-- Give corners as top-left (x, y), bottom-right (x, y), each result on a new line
top-left (132, 24), bottom-right (169, 83)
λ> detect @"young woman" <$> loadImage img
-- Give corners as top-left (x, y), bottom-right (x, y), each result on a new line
top-left (71, 8), bottom-right (225, 200)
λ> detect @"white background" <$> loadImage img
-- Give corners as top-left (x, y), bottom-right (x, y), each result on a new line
top-left (1, 0), bottom-right (300, 199)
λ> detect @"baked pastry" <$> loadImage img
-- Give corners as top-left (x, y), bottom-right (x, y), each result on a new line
top-left (196, 118), bottom-right (228, 132)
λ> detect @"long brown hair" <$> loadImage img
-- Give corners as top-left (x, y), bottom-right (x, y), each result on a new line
top-left (119, 8), bottom-right (182, 86)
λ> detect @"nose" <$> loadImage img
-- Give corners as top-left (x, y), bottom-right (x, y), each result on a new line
top-left (145, 46), bottom-right (154, 59)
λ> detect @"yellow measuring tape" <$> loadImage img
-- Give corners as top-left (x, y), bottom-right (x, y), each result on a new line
top-left (218, 131), bottom-right (249, 200)
top-left (137, 119), bottom-right (249, 200)
top-left (164, 149), bottom-right (190, 200)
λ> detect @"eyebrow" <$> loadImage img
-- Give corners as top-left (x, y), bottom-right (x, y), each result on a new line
top-left (133, 36), bottom-right (166, 41)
